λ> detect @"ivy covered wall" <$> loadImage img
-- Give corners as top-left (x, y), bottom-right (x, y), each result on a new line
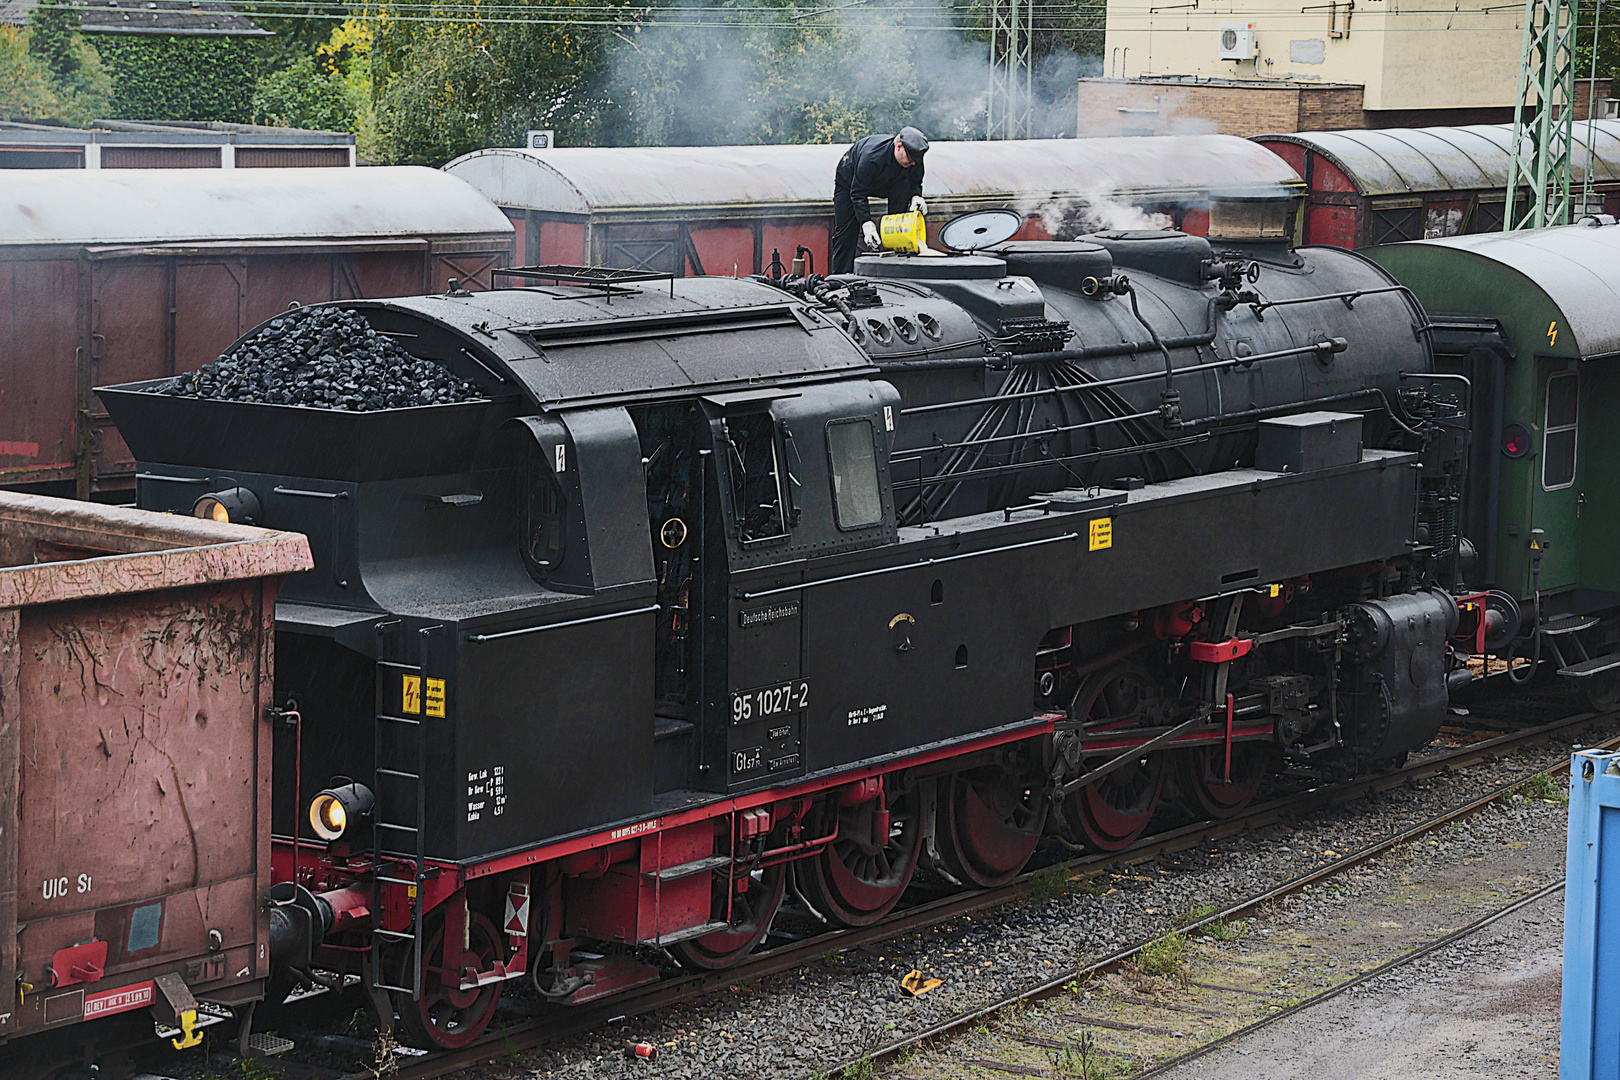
top-left (94, 34), bottom-right (265, 121)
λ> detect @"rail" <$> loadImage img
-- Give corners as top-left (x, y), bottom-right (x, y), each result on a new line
top-left (322, 706), bottom-right (1617, 1080)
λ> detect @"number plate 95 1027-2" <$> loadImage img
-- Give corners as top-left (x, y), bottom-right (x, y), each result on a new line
top-left (731, 680), bottom-right (809, 725)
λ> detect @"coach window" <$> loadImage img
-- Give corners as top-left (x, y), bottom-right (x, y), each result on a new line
top-left (726, 412), bottom-right (790, 542)
top-left (827, 418), bottom-right (882, 529)
top-left (1543, 372), bottom-right (1578, 490)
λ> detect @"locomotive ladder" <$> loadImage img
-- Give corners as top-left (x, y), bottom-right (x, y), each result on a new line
top-left (369, 622), bottom-right (434, 1003)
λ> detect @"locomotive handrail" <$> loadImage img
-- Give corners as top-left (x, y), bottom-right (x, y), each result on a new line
top-left (1247, 284), bottom-right (1422, 319)
top-left (901, 340), bottom-right (1346, 418)
top-left (890, 410), bottom-right (1163, 464)
top-left (893, 434), bottom-right (1213, 493)
top-left (467, 603), bottom-right (661, 642)
top-left (735, 532), bottom-right (1082, 600)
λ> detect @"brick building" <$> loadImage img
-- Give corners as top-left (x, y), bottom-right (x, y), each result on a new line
top-left (1084, 0), bottom-right (1617, 137)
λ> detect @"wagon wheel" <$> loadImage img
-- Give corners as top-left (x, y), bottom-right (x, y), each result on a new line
top-left (669, 862), bottom-right (787, 971)
top-left (392, 910), bottom-right (504, 1051)
top-left (934, 742), bottom-right (1048, 888)
top-left (797, 778), bottom-right (923, 926)
top-left (1060, 663), bottom-right (1167, 851)
top-left (1173, 742), bottom-right (1274, 820)
top-left (1583, 668), bottom-right (1620, 712)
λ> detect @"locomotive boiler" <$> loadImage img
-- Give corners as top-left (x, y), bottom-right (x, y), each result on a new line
top-left (97, 225), bottom-right (1472, 1050)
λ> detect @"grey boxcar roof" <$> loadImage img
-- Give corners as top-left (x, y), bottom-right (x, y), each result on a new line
top-left (356, 276), bottom-right (872, 408)
top-left (1373, 222), bottom-right (1620, 359)
top-left (1256, 120), bottom-right (1620, 197)
top-left (443, 135), bottom-right (1301, 216)
top-left (0, 167), bottom-right (511, 247)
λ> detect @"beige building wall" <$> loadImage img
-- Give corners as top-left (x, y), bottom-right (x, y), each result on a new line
top-left (1103, 0), bottom-right (1523, 111)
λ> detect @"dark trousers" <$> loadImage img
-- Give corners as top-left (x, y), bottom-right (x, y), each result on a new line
top-left (831, 159), bottom-right (911, 275)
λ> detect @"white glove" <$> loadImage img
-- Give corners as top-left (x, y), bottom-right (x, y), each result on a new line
top-left (862, 220), bottom-right (881, 249)
top-left (909, 195), bottom-right (927, 216)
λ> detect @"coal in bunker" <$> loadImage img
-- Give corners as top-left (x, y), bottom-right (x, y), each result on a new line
top-left (158, 306), bottom-right (482, 410)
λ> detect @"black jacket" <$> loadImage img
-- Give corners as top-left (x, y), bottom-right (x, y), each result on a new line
top-left (836, 132), bottom-right (924, 227)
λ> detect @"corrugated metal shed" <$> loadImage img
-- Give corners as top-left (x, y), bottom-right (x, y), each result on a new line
top-left (1256, 121), bottom-right (1620, 197)
top-left (0, 166), bottom-right (512, 246)
top-left (1377, 222), bottom-right (1620, 359)
top-left (445, 135), bottom-right (1301, 216)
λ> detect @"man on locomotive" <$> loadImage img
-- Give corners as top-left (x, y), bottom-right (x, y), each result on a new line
top-left (831, 126), bottom-right (930, 274)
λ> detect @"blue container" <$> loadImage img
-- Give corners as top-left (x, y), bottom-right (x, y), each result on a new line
top-left (1562, 749), bottom-right (1620, 1080)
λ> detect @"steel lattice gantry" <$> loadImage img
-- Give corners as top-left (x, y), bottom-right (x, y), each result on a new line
top-left (1505, 0), bottom-right (1580, 228)
top-left (987, 0), bottom-right (1033, 139)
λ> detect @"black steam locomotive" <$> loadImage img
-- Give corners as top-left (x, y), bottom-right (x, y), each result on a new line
top-left (100, 226), bottom-right (1472, 1049)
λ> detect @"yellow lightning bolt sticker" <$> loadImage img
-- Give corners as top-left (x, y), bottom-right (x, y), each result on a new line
top-left (1549, 320), bottom-right (1559, 347)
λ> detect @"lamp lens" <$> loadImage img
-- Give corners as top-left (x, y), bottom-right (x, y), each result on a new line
top-left (194, 497), bottom-right (229, 522)
top-left (310, 794), bottom-right (346, 839)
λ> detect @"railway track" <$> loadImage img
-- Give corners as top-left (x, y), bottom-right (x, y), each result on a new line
top-left (313, 706), bottom-right (1610, 1080)
top-left (825, 717), bottom-right (1614, 1080)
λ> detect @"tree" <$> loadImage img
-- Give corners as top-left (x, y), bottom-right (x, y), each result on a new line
top-left (0, 26), bottom-right (64, 121)
top-left (253, 54), bottom-right (357, 130)
top-left (367, 0), bottom-right (621, 164)
top-left (25, 0), bottom-right (113, 124)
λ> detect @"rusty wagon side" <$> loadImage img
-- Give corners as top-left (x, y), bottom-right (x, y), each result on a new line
top-left (0, 168), bottom-right (513, 500)
top-left (0, 492), bottom-right (310, 1072)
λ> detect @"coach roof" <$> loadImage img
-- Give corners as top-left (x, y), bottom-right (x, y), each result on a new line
top-left (0, 166), bottom-right (512, 247)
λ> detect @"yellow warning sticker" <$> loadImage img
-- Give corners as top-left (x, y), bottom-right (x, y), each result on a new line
top-left (1548, 320), bottom-right (1559, 347)
top-left (426, 677), bottom-right (446, 719)
top-left (401, 674), bottom-right (422, 716)
top-left (1089, 517), bottom-right (1113, 551)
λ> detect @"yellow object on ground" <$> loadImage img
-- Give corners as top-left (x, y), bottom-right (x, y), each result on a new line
top-left (880, 211), bottom-right (927, 253)
top-left (900, 969), bottom-right (944, 996)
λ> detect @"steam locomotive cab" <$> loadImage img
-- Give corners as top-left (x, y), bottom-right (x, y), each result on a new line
top-left (100, 232), bottom-right (1473, 1049)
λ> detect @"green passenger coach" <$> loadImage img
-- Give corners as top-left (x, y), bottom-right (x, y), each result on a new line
top-left (1368, 219), bottom-right (1620, 706)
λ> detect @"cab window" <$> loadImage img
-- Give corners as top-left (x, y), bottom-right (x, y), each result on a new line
top-left (827, 418), bottom-right (882, 529)
top-left (726, 412), bottom-right (789, 543)
top-left (1543, 372), bottom-right (1577, 490)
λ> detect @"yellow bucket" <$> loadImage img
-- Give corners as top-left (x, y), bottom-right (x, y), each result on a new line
top-left (880, 211), bottom-right (927, 254)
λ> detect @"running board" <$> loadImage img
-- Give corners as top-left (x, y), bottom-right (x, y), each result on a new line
top-left (649, 854), bottom-right (732, 882)
top-left (1542, 614), bottom-right (1600, 637)
top-left (650, 920), bottom-right (730, 946)
top-left (1559, 653), bottom-right (1620, 678)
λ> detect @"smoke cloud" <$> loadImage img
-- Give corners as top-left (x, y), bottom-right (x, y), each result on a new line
top-left (1013, 184), bottom-right (1176, 237)
top-left (600, 0), bottom-right (1100, 146)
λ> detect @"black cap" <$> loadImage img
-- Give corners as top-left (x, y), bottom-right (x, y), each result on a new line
top-left (898, 126), bottom-right (929, 158)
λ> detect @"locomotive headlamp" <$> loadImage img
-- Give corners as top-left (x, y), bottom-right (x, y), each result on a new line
top-left (193, 487), bottom-right (262, 526)
top-left (309, 782), bottom-right (375, 841)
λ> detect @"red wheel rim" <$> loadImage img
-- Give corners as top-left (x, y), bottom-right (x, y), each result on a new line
top-left (1176, 743), bottom-right (1270, 819)
top-left (394, 911), bottom-right (503, 1050)
top-left (1068, 754), bottom-right (1165, 850)
top-left (798, 781), bottom-right (923, 927)
top-left (935, 746), bottom-right (1048, 888)
top-left (669, 863), bottom-right (787, 970)
top-left (1061, 663), bottom-right (1166, 851)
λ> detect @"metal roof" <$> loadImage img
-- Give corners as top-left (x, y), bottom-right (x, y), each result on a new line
top-left (0, 0), bottom-right (270, 34)
top-left (354, 277), bottom-right (872, 408)
top-left (1371, 222), bottom-right (1620, 359)
top-left (0, 118), bottom-right (352, 146)
top-left (443, 135), bottom-right (1301, 216)
top-left (1256, 121), bottom-right (1620, 197)
top-left (0, 167), bottom-right (511, 247)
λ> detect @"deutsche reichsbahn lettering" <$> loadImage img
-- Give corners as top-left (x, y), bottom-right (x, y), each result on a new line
top-left (739, 601), bottom-right (800, 628)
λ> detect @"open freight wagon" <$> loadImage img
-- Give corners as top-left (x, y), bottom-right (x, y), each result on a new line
top-left (0, 492), bottom-right (310, 1073)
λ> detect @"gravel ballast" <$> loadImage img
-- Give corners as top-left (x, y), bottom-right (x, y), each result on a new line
top-left (494, 719), bottom-right (1607, 1080)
